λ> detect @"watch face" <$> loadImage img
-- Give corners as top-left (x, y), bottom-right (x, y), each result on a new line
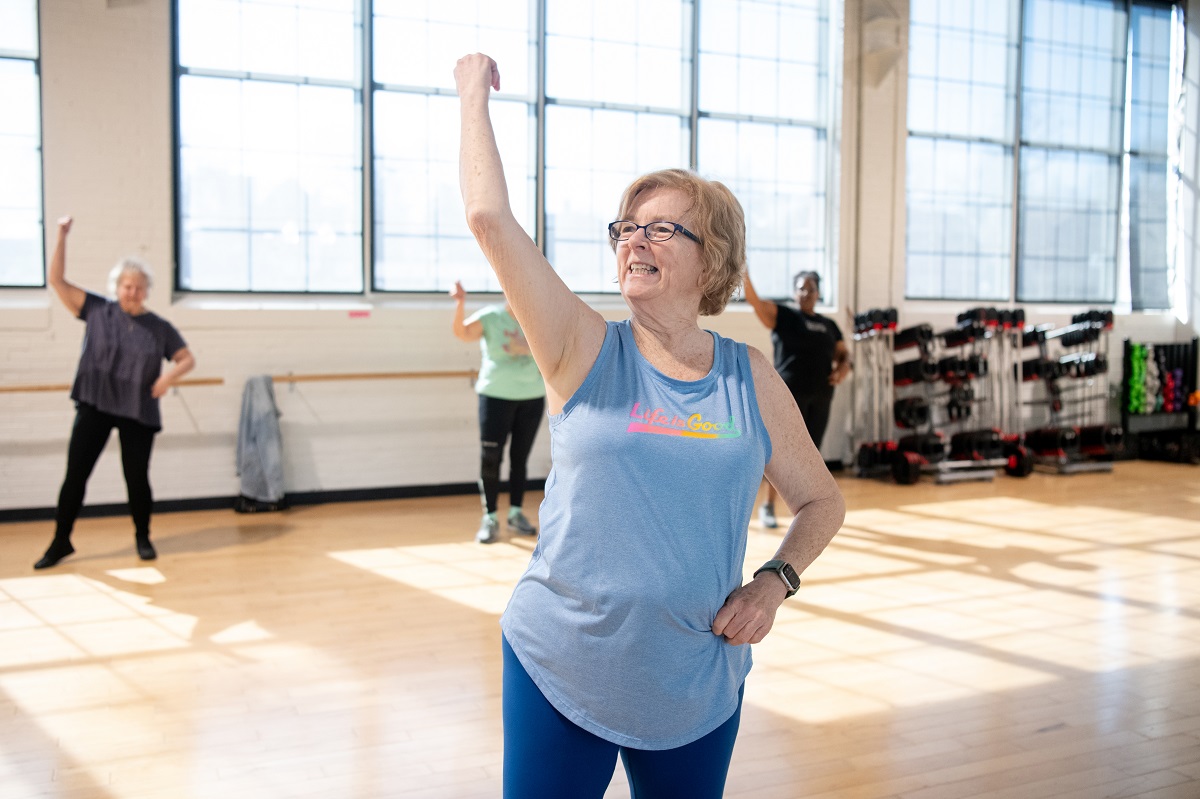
top-left (780, 562), bottom-right (800, 589)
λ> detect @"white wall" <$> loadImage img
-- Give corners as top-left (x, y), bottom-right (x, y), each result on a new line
top-left (1, 0), bottom-right (1196, 513)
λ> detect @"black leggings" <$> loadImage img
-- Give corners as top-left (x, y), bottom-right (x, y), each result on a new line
top-left (794, 388), bottom-right (834, 450)
top-left (478, 395), bottom-right (545, 514)
top-left (55, 403), bottom-right (157, 540)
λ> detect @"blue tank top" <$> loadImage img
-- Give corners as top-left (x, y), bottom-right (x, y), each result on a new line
top-left (500, 320), bottom-right (771, 750)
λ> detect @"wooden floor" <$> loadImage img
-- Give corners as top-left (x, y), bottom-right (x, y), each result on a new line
top-left (1, 461), bottom-right (1198, 798)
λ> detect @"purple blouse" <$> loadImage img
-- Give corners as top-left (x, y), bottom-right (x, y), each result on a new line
top-left (70, 292), bottom-right (187, 430)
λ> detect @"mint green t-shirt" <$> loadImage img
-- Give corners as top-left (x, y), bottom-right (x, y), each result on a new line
top-left (464, 305), bottom-right (546, 401)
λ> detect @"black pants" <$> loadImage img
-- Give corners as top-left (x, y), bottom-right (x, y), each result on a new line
top-left (794, 387), bottom-right (834, 450)
top-left (55, 403), bottom-right (157, 541)
top-left (478, 395), bottom-right (545, 514)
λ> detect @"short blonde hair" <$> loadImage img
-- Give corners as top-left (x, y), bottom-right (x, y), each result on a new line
top-left (107, 257), bottom-right (154, 298)
top-left (612, 169), bottom-right (746, 316)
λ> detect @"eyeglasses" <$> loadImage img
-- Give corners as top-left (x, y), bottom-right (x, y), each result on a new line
top-left (608, 220), bottom-right (701, 244)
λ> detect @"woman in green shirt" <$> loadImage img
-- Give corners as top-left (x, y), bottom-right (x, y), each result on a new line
top-left (452, 280), bottom-right (547, 543)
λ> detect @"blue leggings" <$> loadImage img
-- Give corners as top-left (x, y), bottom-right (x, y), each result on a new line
top-left (502, 636), bottom-right (742, 799)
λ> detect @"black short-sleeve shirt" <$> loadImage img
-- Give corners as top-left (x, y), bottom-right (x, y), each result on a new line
top-left (771, 304), bottom-right (843, 397)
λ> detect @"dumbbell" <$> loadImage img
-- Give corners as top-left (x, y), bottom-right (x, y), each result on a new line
top-left (897, 432), bottom-right (947, 462)
top-left (894, 323), bottom-right (934, 351)
top-left (894, 358), bottom-right (939, 386)
top-left (894, 397), bottom-right (931, 429)
top-left (1017, 357), bottom-right (1066, 382)
top-left (957, 307), bottom-right (999, 328)
top-left (1024, 426), bottom-right (1080, 457)
top-left (1058, 352), bottom-right (1107, 378)
top-left (1076, 425), bottom-right (1124, 456)
top-left (940, 324), bottom-right (986, 349)
top-left (949, 428), bottom-right (1005, 460)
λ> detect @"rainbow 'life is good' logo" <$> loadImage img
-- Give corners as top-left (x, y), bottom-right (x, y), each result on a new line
top-left (626, 402), bottom-right (742, 439)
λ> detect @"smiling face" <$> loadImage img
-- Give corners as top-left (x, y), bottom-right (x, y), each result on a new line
top-left (116, 270), bottom-right (149, 315)
top-left (614, 187), bottom-right (705, 314)
top-left (795, 275), bottom-right (819, 314)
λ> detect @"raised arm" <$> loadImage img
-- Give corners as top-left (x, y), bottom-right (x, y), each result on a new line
top-left (742, 271), bottom-right (778, 330)
top-left (151, 347), bottom-right (196, 399)
top-left (711, 347), bottom-right (845, 646)
top-left (450, 281), bottom-right (483, 342)
top-left (48, 216), bottom-right (87, 317)
top-left (455, 53), bottom-right (604, 414)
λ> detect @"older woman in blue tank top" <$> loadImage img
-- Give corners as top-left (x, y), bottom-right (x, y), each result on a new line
top-left (456, 54), bottom-right (845, 798)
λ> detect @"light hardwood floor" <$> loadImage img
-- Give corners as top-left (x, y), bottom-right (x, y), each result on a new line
top-left (1, 461), bottom-right (1198, 798)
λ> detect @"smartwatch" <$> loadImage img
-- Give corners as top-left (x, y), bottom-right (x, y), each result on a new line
top-left (754, 559), bottom-right (801, 597)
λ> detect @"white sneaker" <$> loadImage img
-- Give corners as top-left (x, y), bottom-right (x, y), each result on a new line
top-left (507, 510), bottom-right (537, 536)
top-left (759, 503), bottom-right (778, 529)
top-left (476, 515), bottom-right (500, 544)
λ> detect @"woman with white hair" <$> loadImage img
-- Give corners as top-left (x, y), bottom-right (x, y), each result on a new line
top-left (34, 216), bottom-right (195, 569)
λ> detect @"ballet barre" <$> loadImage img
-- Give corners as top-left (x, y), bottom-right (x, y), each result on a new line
top-left (271, 370), bottom-right (478, 383)
top-left (0, 377), bottom-right (225, 393)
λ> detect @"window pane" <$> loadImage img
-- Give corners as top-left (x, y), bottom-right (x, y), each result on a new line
top-left (1126, 4), bottom-right (1175, 312)
top-left (180, 231), bottom-right (249, 292)
top-left (1022, 0), bottom-right (1125, 152)
top-left (371, 0), bottom-right (536, 293)
top-left (694, 0), bottom-right (833, 303)
top-left (545, 106), bottom-right (686, 294)
top-left (1129, 3), bottom-right (1172, 156)
top-left (907, 0), bottom-right (1018, 141)
top-left (699, 117), bottom-right (826, 299)
top-left (179, 0), bottom-right (359, 83)
top-left (1018, 148), bottom-right (1118, 303)
top-left (546, 0), bottom-right (690, 110)
top-left (905, 1), bottom-right (1017, 300)
top-left (0, 0), bottom-right (38, 56)
top-left (177, 1), bottom-right (362, 293)
top-left (0, 53), bottom-right (43, 287)
top-left (178, 75), bottom-right (363, 292)
top-left (374, 94), bottom-right (532, 293)
top-left (1128, 155), bottom-right (1170, 310)
top-left (374, 0), bottom-right (533, 95)
top-left (905, 136), bottom-right (1012, 301)
top-left (699, 0), bottom-right (826, 122)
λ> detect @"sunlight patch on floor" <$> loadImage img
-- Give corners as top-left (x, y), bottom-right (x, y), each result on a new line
top-left (106, 566), bottom-right (167, 585)
top-left (210, 620), bottom-right (274, 644)
top-left (0, 574), bottom-right (197, 668)
top-left (329, 541), bottom-right (533, 615)
top-left (742, 495), bottom-right (1199, 725)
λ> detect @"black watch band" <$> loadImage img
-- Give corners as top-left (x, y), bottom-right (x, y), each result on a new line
top-left (754, 559), bottom-right (801, 597)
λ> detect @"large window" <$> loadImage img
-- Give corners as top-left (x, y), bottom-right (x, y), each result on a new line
top-left (372, 0), bottom-right (535, 294)
top-left (177, 0), bottom-right (364, 292)
top-left (906, 0), bottom-right (1181, 307)
top-left (698, 0), bottom-right (834, 299)
top-left (1126, 2), bottom-right (1175, 310)
top-left (0, 0), bottom-right (43, 288)
top-left (542, 1), bottom-right (692, 294)
top-left (176, 0), bottom-right (842, 300)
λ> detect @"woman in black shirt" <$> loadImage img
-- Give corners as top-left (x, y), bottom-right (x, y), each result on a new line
top-left (744, 270), bottom-right (850, 528)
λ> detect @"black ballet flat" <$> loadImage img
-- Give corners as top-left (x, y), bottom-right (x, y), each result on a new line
top-left (136, 538), bottom-right (157, 561)
top-left (34, 541), bottom-right (75, 570)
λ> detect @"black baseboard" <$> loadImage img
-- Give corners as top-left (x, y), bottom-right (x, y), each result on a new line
top-left (0, 480), bottom-right (547, 524)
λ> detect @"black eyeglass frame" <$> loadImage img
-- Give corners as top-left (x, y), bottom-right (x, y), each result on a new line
top-left (608, 220), bottom-right (702, 244)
